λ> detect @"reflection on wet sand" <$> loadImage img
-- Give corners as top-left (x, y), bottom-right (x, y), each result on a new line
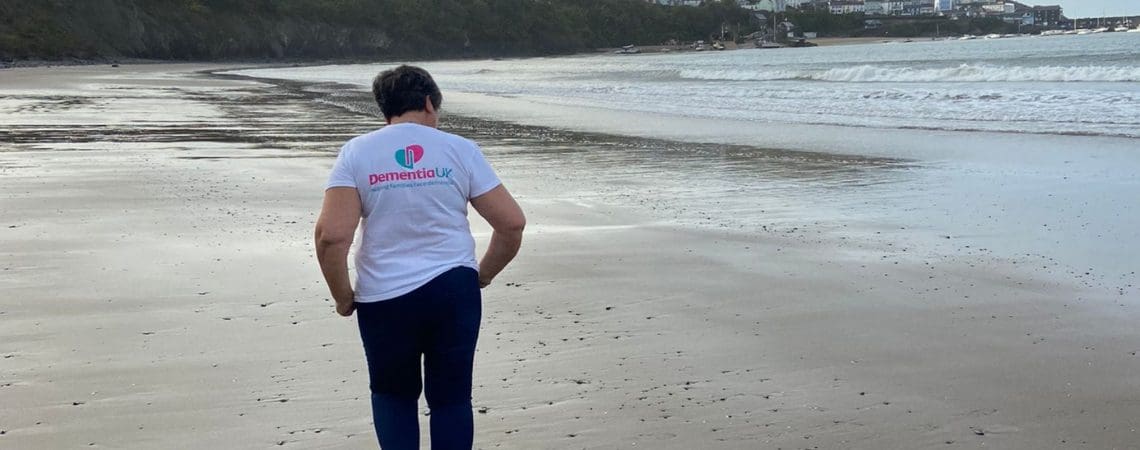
top-left (284, 80), bottom-right (918, 236)
top-left (5, 72), bottom-right (917, 239)
top-left (0, 85), bottom-right (372, 151)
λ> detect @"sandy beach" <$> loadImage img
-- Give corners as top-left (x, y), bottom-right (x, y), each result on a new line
top-left (2, 64), bottom-right (1138, 449)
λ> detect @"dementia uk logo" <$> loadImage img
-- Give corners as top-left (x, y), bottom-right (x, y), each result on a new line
top-left (369, 144), bottom-right (453, 191)
top-left (395, 144), bottom-right (424, 169)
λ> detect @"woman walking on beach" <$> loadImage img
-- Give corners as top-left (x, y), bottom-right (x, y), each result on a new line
top-left (314, 65), bottom-right (525, 449)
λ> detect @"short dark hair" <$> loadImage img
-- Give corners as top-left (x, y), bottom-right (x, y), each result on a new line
top-left (372, 65), bottom-right (442, 120)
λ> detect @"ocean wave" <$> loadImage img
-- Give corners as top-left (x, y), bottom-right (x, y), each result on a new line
top-left (677, 64), bottom-right (1140, 83)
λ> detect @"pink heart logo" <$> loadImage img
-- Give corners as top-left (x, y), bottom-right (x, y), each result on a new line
top-left (395, 144), bottom-right (425, 169)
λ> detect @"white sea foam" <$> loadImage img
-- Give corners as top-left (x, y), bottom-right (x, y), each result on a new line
top-left (678, 64), bottom-right (1140, 83)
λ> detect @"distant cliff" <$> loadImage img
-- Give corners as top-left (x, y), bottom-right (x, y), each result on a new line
top-left (0, 0), bottom-right (753, 61)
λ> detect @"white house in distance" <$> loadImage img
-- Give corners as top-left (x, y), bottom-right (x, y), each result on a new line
top-left (981, 2), bottom-right (1016, 14)
top-left (864, 1), bottom-right (909, 15)
top-left (736, 0), bottom-right (787, 12)
top-left (647, 0), bottom-right (701, 6)
top-left (865, 0), bottom-right (885, 14)
top-left (652, 0), bottom-right (1051, 21)
top-left (649, 0), bottom-right (785, 8)
top-left (864, 1), bottom-right (951, 16)
top-left (830, 1), bottom-right (865, 14)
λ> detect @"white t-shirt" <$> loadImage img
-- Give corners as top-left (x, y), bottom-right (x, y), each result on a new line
top-left (326, 122), bottom-right (501, 302)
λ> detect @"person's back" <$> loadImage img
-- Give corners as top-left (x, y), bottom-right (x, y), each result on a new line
top-left (314, 65), bottom-right (525, 450)
top-left (331, 123), bottom-right (502, 301)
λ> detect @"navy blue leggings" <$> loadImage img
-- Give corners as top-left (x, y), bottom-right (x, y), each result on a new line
top-left (355, 267), bottom-right (482, 450)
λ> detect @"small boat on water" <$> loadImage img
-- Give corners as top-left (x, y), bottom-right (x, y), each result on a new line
top-left (1114, 26), bottom-right (1130, 32)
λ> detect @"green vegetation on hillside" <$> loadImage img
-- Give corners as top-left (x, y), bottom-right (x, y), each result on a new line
top-left (0, 0), bottom-right (754, 61)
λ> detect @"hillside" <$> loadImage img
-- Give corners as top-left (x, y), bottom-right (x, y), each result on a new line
top-left (0, 0), bottom-right (753, 61)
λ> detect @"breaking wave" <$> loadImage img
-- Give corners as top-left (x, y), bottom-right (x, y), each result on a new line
top-left (678, 64), bottom-right (1140, 83)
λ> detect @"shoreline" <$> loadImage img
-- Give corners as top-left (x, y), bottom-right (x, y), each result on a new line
top-left (2, 63), bottom-right (1139, 449)
top-left (218, 50), bottom-right (1140, 294)
top-left (1, 36), bottom-right (916, 71)
top-left (812, 36), bottom-right (923, 46)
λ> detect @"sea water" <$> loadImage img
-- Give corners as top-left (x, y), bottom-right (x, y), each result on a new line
top-left (229, 33), bottom-right (1139, 296)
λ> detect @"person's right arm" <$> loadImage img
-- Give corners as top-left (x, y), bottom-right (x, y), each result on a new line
top-left (314, 187), bottom-right (361, 316)
top-left (471, 185), bottom-right (525, 288)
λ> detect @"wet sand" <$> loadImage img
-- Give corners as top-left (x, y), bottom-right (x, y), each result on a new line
top-left (1, 64), bottom-right (1138, 449)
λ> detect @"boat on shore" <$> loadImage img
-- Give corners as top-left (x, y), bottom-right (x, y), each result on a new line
top-left (789, 38), bottom-right (817, 48)
top-left (614, 44), bottom-right (640, 55)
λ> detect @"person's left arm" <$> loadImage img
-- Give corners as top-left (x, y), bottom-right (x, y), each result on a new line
top-left (315, 187), bottom-right (361, 317)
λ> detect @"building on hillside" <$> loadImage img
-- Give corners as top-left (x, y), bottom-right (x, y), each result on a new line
top-left (886, 1), bottom-right (906, 15)
top-left (902, 0), bottom-right (935, 16)
top-left (753, 12), bottom-right (769, 30)
top-left (830, 1), bottom-right (865, 15)
top-left (787, 0), bottom-right (829, 11)
top-left (739, 0), bottom-right (787, 13)
top-left (980, 2), bottom-right (1014, 15)
top-left (864, 0), bottom-right (886, 15)
top-left (1031, 5), bottom-right (1062, 27)
top-left (648, 0), bottom-right (702, 6)
top-left (864, 0), bottom-right (922, 16)
top-left (1002, 12), bottom-right (1034, 25)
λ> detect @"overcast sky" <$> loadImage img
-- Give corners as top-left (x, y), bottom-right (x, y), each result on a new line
top-left (1042, 0), bottom-right (1140, 18)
